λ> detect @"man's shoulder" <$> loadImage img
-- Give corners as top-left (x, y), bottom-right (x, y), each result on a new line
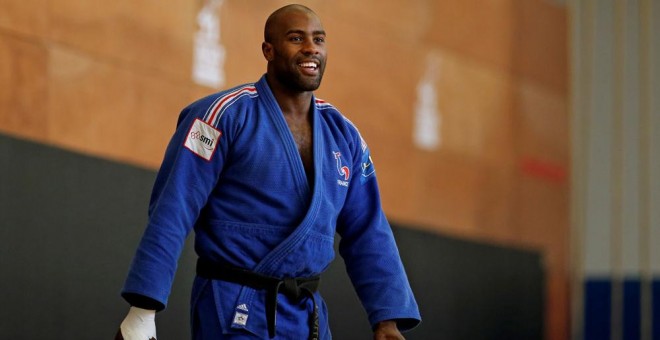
top-left (185, 83), bottom-right (260, 126)
top-left (314, 97), bottom-right (338, 112)
top-left (315, 98), bottom-right (367, 149)
top-left (318, 97), bottom-right (358, 122)
top-left (191, 83), bottom-right (259, 111)
top-left (315, 98), bottom-right (350, 127)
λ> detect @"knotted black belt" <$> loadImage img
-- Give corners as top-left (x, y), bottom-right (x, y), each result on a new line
top-left (196, 258), bottom-right (321, 340)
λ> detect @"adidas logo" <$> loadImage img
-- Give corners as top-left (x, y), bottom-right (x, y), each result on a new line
top-left (237, 303), bottom-right (249, 311)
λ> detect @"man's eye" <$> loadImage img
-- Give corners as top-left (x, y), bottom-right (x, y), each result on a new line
top-left (315, 37), bottom-right (325, 43)
top-left (290, 36), bottom-right (303, 42)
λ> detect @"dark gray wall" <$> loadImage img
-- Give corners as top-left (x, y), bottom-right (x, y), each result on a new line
top-left (0, 134), bottom-right (543, 339)
top-left (0, 134), bottom-right (196, 339)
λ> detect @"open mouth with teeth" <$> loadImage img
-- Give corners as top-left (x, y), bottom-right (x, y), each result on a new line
top-left (298, 61), bottom-right (320, 74)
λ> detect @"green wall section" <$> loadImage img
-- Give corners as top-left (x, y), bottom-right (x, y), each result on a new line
top-left (0, 134), bottom-right (543, 339)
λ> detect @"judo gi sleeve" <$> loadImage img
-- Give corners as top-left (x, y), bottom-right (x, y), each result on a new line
top-left (121, 105), bottom-right (230, 310)
top-left (335, 136), bottom-right (421, 332)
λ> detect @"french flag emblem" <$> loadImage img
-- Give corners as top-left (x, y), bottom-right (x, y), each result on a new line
top-left (333, 151), bottom-right (350, 181)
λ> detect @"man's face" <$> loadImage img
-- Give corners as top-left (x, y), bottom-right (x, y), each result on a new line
top-left (265, 10), bottom-right (327, 92)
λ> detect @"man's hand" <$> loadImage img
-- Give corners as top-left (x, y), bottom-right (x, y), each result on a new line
top-left (373, 320), bottom-right (405, 340)
top-left (115, 307), bottom-right (157, 340)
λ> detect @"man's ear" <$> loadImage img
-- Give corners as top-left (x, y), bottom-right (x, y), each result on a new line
top-left (262, 42), bottom-right (274, 61)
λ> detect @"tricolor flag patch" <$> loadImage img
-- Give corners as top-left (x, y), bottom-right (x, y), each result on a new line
top-left (184, 118), bottom-right (222, 161)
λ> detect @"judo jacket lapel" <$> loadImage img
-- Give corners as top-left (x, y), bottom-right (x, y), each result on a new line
top-left (251, 78), bottom-right (323, 276)
top-left (229, 79), bottom-right (325, 334)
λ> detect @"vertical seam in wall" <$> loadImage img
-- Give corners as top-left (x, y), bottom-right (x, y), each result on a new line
top-left (638, 0), bottom-right (652, 339)
top-left (611, 1), bottom-right (625, 339)
top-left (650, 2), bottom-right (660, 338)
top-left (569, 0), bottom-right (582, 338)
top-left (570, 0), bottom-right (592, 337)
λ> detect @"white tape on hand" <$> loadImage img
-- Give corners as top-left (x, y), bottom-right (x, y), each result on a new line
top-left (119, 307), bottom-right (157, 340)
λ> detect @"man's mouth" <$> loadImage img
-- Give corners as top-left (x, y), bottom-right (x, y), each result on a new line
top-left (298, 61), bottom-right (319, 71)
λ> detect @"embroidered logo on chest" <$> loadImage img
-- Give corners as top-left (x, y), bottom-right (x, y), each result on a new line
top-left (333, 151), bottom-right (350, 187)
top-left (184, 118), bottom-right (222, 161)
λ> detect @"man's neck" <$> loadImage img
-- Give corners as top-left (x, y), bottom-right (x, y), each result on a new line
top-left (266, 74), bottom-right (313, 119)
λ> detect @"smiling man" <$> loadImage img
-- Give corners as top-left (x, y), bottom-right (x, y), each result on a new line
top-left (116, 4), bottom-right (420, 340)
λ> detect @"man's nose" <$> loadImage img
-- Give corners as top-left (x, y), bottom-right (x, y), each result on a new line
top-left (301, 38), bottom-right (320, 54)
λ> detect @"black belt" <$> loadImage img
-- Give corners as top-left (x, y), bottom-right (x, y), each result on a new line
top-left (196, 258), bottom-right (321, 340)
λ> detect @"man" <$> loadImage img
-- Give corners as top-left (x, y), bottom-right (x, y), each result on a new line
top-left (117, 4), bottom-right (420, 339)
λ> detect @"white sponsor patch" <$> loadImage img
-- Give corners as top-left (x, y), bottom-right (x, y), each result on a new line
top-left (232, 311), bottom-right (249, 326)
top-left (184, 118), bottom-right (222, 161)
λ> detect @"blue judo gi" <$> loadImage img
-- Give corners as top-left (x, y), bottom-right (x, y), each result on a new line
top-left (121, 75), bottom-right (421, 339)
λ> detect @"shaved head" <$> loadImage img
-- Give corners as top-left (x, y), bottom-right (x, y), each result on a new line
top-left (264, 4), bottom-right (318, 43)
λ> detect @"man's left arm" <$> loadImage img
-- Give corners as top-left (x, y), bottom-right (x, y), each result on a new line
top-left (336, 138), bottom-right (421, 335)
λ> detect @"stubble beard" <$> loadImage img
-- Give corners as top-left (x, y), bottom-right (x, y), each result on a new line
top-left (274, 56), bottom-right (325, 92)
top-left (279, 69), bottom-right (324, 92)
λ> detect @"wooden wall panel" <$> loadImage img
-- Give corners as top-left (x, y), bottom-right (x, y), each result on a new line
top-left (514, 80), bottom-right (569, 340)
top-left (435, 52), bottom-right (517, 163)
top-left (0, 0), bottom-right (48, 37)
top-left (322, 1), bottom-right (429, 44)
top-left (45, 45), bottom-right (191, 167)
top-left (425, 0), bottom-right (516, 74)
top-left (48, 0), bottom-right (195, 83)
top-left (514, 0), bottom-right (568, 92)
top-left (219, 1), bottom-right (277, 84)
top-left (407, 152), bottom-right (483, 234)
top-left (371, 48), bottom-right (520, 238)
top-left (426, 0), bottom-right (567, 92)
top-left (0, 34), bottom-right (48, 141)
top-left (518, 81), bottom-right (569, 162)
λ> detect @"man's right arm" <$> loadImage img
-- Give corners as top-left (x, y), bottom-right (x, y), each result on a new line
top-left (120, 104), bottom-right (229, 308)
top-left (117, 101), bottom-right (233, 338)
